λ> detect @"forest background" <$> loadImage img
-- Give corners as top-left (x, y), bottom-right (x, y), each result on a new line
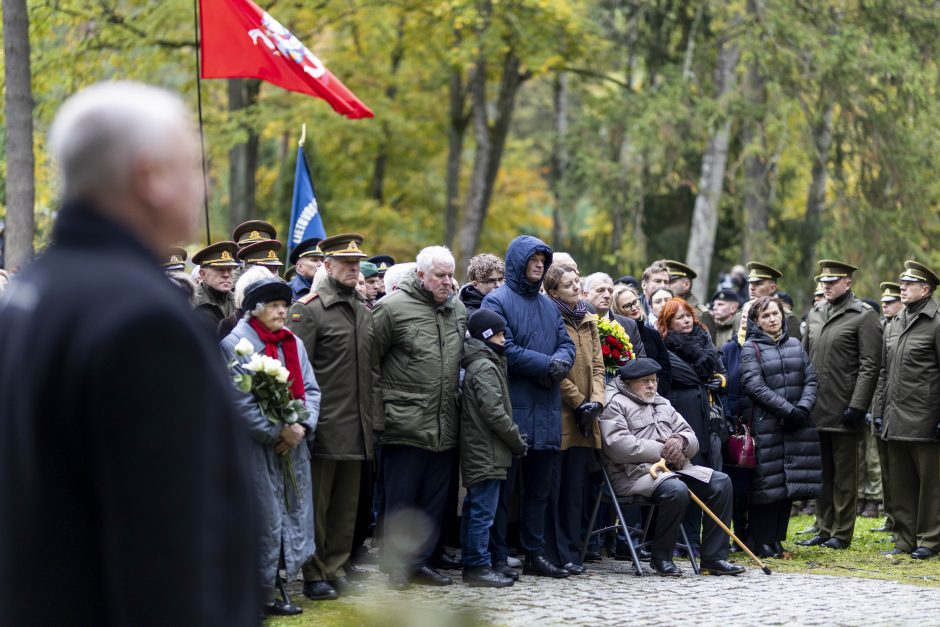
top-left (2, 0), bottom-right (939, 305)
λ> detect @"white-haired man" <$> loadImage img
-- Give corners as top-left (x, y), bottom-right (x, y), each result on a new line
top-left (373, 246), bottom-right (467, 589)
top-left (0, 82), bottom-right (258, 624)
top-left (582, 271), bottom-right (646, 358)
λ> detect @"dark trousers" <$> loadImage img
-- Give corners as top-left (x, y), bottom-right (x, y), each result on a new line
top-left (382, 444), bottom-right (455, 569)
top-left (817, 431), bottom-right (859, 543)
top-left (724, 465), bottom-right (750, 543)
top-left (545, 446), bottom-right (593, 566)
top-left (302, 459), bottom-right (361, 582)
top-left (650, 472), bottom-right (732, 562)
top-left (876, 436), bottom-right (894, 528)
top-left (349, 457), bottom-right (375, 559)
top-left (491, 450), bottom-right (561, 561)
top-left (748, 499), bottom-right (791, 545)
top-left (885, 440), bottom-right (940, 552)
top-left (460, 480), bottom-right (501, 567)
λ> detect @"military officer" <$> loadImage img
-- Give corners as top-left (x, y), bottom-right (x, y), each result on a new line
top-left (663, 259), bottom-right (716, 341)
top-left (232, 219), bottom-right (277, 248)
top-left (192, 241), bottom-right (240, 323)
top-left (369, 255), bottom-right (395, 300)
top-left (288, 234), bottom-right (378, 600)
top-left (872, 261), bottom-right (940, 559)
top-left (237, 239), bottom-right (284, 275)
top-left (870, 281), bottom-right (904, 534)
top-left (288, 237), bottom-right (325, 300)
top-left (162, 246), bottom-right (187, 273)
top-left (734, 262), bottom-right (802, 343)
top-left (797, 260), bottom-right (882, 550)
top-left (361, 261), bottom-right (382, 309)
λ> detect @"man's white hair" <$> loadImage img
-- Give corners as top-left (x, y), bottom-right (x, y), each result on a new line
top-left (416, 246), bottom-right (455, 274)
top-left (583, 272), bottom-right (614, 293)
top-left (384, 262), bottom-right (417, 294)
top-left (48, 81), bottom-right (192, 201)
top-left (234, 266), bottom-right (273, 310)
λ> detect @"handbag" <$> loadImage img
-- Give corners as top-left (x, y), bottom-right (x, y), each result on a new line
top-left (724, 341), bottom-right (760, 468)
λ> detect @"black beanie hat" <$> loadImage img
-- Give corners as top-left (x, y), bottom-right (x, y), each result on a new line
top-left (468, 309), bottom-right (506, 341)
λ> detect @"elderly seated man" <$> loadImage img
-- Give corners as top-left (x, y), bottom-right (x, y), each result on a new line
top-left (599, 358), bottom-right (744, 577)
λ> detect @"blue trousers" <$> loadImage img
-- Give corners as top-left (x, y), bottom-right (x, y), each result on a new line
top-left (460, 479), bottom-right (501, 567)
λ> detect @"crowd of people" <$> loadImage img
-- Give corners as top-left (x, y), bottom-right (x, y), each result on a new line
top-left (2, 82), bottom-right (939, 625)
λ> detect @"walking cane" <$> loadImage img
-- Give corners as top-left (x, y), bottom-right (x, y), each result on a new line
top-left (650, 458), bottom-right (772, 575)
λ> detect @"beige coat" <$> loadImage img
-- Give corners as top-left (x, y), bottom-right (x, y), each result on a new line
top-left (560, 313), bottom-right (606, 449)
top-left (599, 378), bottom-right (713, 497)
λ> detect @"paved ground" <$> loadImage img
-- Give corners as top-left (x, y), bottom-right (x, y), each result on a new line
top-left (285, 556), bottom-right (940, 626)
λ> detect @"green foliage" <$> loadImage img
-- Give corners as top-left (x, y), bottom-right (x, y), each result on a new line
top-left (2, 0), bottom-right (938, 301)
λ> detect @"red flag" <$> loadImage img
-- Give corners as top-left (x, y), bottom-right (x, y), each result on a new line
top-left (199, 0), bottom-right (373, 119)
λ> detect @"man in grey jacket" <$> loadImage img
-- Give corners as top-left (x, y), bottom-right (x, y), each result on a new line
top-left (599, 358), bottom-right (743, 577)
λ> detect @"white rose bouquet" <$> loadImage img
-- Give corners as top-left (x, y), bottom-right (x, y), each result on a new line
top-left (230, 338), bottom-right (309, 506)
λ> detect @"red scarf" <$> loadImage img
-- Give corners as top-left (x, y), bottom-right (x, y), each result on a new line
top-left (248, 317), bottom-right (305, 401)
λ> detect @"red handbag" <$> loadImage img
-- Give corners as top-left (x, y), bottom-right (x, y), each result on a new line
top-left (726, 422), bottom-right (757, 468)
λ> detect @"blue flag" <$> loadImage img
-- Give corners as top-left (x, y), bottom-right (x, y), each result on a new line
top-left (288, 146), bottom-right (326, 251)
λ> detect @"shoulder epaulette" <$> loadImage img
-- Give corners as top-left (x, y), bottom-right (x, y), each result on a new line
top-left (298, 292), bottom-right (320, 305)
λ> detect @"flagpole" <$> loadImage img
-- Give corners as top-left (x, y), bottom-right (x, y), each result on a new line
top-left (192, 0), bottom-right (212, 245)
top-left (299, 123), bottom-right (306, 147)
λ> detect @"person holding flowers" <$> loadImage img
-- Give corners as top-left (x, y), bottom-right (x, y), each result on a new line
top-left (221, 266), bottom-right (321, 617)
top-left (543, 264), bottom-right (606, 575)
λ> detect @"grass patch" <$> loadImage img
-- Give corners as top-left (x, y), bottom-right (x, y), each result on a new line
top-left (765, 514), bottom-right (940, 587)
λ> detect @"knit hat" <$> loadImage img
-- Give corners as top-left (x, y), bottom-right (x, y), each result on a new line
top-left (468, 309), bottom-right (506, 341)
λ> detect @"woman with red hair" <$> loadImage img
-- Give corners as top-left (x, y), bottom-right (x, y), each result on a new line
top-left (657, 298), bottom-right (727, 557)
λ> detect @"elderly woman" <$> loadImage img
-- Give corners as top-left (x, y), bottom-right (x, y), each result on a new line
top-left (658, 298), bottom-right (727, 556)
top-left (221, 267), bottom-right (321, 616)
top-left (613, 284), bottom-right (672, 395)
top-left (543, 264), bottom-right (605, 575)
top-left (740, 296), bottom-right (820, 558)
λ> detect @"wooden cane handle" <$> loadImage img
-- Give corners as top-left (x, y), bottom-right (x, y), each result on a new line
top-left (649, 458), bottom-right (669, 479)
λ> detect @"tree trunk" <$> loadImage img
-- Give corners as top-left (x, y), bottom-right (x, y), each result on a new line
top-left (456, 47), bottom-right (525, 271)
top-left (685, 40), bottom-right (740, 302)
top-left (741, 59), bottom-right (769, 262)
top-left (799, 101), bottom-right (834, 287)
top-left (370, 16), bottom-right (406, 204)
top-left (444, 66), bottom-right (468, 249)
top-left (2, 0), bottom-right (35, 271)
top-left (549, 72), bottom-right (568, 248)
top-left (227, 78), bottom-right (260, 233)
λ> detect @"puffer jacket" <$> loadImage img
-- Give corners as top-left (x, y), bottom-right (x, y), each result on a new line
top-left (481, 236), bottom-right (576, 450)
top-left (459, 338), bottom-right (527, 487)
top-left (373, 271), bottom-right (467, 451)
top-left (559, 312), bottom-right (605, 449)
top-left (740, 320), bottom-right (821, 504)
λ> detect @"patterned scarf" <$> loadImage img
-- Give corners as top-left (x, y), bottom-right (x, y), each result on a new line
top-left (552, 297), bottom-right (589, 325)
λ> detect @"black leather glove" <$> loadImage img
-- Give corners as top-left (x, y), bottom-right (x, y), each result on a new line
top-left (547, 359), bottom-right (572, 384)
top-left (575, 401), bottom-right (603, 437)
top-left (841, 406), bottom-right (867, 428)
top-left (516, 433), bottom-right (530, 457)
top-left (873, 416), bottom-right (884, 435)
top-left (782, 406), bottom-right (810, 431)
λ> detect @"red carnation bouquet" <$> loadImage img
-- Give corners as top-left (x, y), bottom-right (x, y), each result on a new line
top-left (596, 316), bottom-right (635, 376)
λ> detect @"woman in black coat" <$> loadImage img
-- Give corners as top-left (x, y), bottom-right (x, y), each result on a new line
top-left (740, 296), bottom-right (820, 558)
top-left (613, 285), bottom-right (672, 395)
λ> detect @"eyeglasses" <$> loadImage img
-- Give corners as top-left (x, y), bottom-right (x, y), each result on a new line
top-left (480, 276), bottom-right (504, 286)
top-left (620, 299), bottom-right (639, 309)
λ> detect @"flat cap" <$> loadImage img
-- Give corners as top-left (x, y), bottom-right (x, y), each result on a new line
top-left (618, 357), bottom-right (662, 381)
top-left (162, 246), bottom-right (188, 272)
top-left (319, 233), bottom-right (367, 259)
top-left (237, 239), bottom-right (284, 267)
top-left (289, 237), bottom-right (324, 265)
top-left (817, 259), bottom-right (858, 282)
top-left (192, 241), bottom-right (240, 268)
top-left (880, 281), bottom-right (901, 302)
top-left (663, 260), bottom-right (697, 280)
top-left (745, 261), bottom-right (783, 283)
top-left (899, 260), bottom-right (939, 287)
top-left (232, 220), bottom-right (277, 247)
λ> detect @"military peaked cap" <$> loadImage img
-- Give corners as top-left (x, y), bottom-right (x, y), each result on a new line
top-left (232, 220), bottom-right (277, 246)
top-left (745, 261), bottom-right (783, 283)
top-left (237, 239), bottom-right (284, 267)
top-left (192, 241), bottom-right (240, 268)
top-left (899, 260), bottom-right (939, 287)
top-left (663, 260), bottom-right (697, 280)
top-left (816, 259), bottom-right (858, 282)
top-left (319, 233), bottom-right (368, 259)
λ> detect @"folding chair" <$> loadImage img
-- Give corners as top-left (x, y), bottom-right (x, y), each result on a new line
top-left (580, 453), bottom-right (699, 576)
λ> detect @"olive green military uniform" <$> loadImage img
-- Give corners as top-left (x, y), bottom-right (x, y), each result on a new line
top-left (872, 262), bottom-right (940, 553)
top-left (288, 234), bottom-right (378, 585)
top-left (191, 241), bottom-right (240, 323)
top-left (873, 282), bottom-right (902, 530)
top-left (802, 262), bottom-right (883, 545)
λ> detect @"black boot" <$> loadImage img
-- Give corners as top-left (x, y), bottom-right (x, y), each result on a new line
top-left (523, 554), bottom-right (569, 578)
top-left (462, 565), bottom-right (514, 588)
top-left (492, 561), bottom-right (520, 580)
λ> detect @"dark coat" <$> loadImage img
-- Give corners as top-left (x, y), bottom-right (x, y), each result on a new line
top-left (605, 309), bottom-right (647, 359)
top-left (481, 236), bottom-right (576, 450)
top-left (802, 292), bottom-right (882, 431)
top-left (288, 276), bottom-right (378, 460)
top-left (639, 320), bottom-right (672, 396)
top-left (0, 204), bottom-right (258, 626)
top-left (194, 281), bottom-right (235, 323)
top-left (663, 325), bottom-right (725, 469)
top-left (459, 339), bottom-right (526, 487)
top-left (458, 283), bottom-right (485, 314)
top-left (873, 297), bottom-right (940, 442)
top-left (740, 322), bottom-right (821, 504)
